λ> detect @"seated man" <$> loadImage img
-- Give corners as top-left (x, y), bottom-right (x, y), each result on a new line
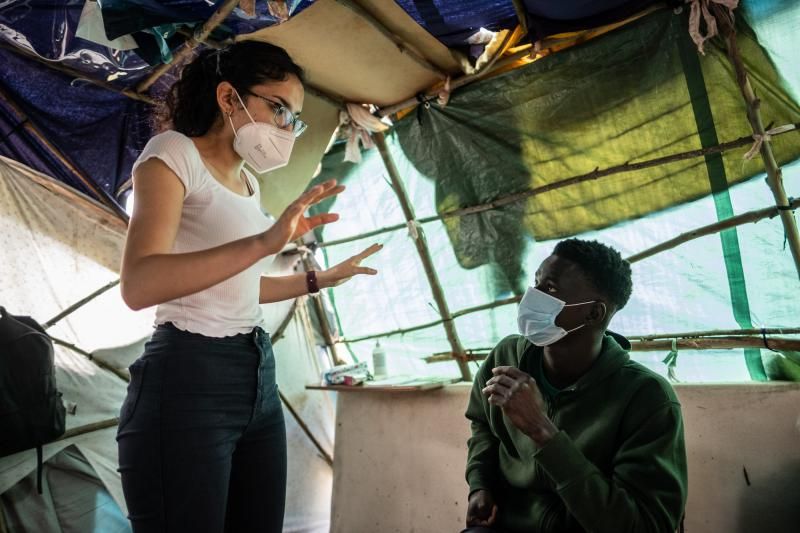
top-left (463, 239), bottom-right (687, 533)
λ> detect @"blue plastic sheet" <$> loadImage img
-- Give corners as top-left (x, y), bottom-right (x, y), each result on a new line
top-left (522, 0), bottom-right (648, 20)
top-left (522, 0), bottom-right (663, 41)
top-left (0, 1), bottom-right (152, 88)
top-left (0, 47), bottom-right (153, 204)
top-left (395, 0), bottom-right (517, 46)
top-left (99, 0), bottom-right (314, 40)
top-left (0, 0), bottom-right (315, 205)
top-left (394, 0), bottom-right (658, 45)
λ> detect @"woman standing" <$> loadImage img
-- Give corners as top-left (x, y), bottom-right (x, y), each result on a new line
top-left (117, 41), bottom-right (379, 532)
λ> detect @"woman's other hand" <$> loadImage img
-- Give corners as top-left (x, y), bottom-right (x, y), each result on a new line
top-left (318, 243), bottom-right (383, 288)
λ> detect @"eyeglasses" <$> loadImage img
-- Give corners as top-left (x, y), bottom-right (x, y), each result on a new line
top-left (245, 91), bottom-right (308, 137)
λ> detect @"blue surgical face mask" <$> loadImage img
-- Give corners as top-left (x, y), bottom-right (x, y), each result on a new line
top-left (517, 286), bottom-right (595, 346)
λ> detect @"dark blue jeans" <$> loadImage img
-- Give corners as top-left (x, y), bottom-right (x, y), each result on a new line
top-left (117, 323), bottom-right (286, 533)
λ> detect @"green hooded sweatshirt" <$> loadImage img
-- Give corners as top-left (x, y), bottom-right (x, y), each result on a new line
top-left (465, 334), bottom-right (687, 533)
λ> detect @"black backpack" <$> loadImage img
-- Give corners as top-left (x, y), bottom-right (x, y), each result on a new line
top-left (0, 306), bottom-right (66, 492)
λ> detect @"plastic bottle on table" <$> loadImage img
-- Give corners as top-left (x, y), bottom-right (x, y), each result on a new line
top-left (372, 340), bottom-right (387, 379)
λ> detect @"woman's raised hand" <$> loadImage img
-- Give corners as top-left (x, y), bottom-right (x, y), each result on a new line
top-left (263, 179), bottom-right (344, 253)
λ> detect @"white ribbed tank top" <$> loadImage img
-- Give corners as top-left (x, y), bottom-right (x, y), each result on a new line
top-left (132, 130), bottom-right (273, 337)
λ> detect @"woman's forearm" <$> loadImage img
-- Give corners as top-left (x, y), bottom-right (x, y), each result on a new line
top-left (122, 233), bottom-right (278, 310)
top-left (259, 270), bottom-right (335, 304)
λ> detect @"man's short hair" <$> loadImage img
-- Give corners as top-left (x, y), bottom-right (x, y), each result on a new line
top-left (553, 238), bottom-right (632, 310)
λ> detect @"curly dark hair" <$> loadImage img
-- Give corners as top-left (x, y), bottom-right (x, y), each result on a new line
top-left (553, 238), bottom-right (633, 310)
top-left (162, 41), bottom-right (304, 136)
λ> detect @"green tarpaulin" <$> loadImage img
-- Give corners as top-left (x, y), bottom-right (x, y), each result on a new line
top-left (309, 4), bottom-right (800, 382)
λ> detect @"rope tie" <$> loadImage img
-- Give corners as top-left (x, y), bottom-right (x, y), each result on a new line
top-left (743, 124), bottom-right (796, 161)
top-left (339, 103), bottom-right (389, 163)
top-left (662, 338), bottom-right (680, 382)
top-left (686, 0), bottom-right (739, 55)
top-left (437, 77), bottom-right (452, 107)
top-left (761, 327), bottom-right (779, 353)
top-left (743, 132), bottom-right (769, 161)
top-left (406, 220), bottom-right (421, 241)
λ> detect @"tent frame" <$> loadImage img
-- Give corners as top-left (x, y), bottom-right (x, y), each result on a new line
top-left (3, 3), bottom-right (799, 380)
top-left (375, 131), bottom-right (472, 380)
top-left (316, 126), bottom-right (799, 249)
top-left (338, 195), bottom-right (800, 348)
top-left (714, 3), bottom-right (800, 280)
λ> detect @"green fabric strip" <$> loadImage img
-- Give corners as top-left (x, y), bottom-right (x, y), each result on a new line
top-left (676, 27), bottom-right (767, 381)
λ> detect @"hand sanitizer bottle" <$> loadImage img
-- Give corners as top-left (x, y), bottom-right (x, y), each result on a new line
top-left (372, 340), bottom-right (387, 379)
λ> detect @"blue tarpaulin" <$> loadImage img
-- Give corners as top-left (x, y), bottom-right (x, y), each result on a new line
top-left (395, 0), bottom-right (517, 46)
top-left (0, 46), bottom-right (152, 204)
top-left (394, 0), bottom-right (663, 45)
top-left (0, 0), bottom-right (315, 208)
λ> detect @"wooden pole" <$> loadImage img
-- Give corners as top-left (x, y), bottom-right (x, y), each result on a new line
top-left (629, 327), bottom-right (800, 341)
top-left (49, 336), bottom-right (131, 383)
top-left (336, 0), bottom-right (448, 80)
top-left (426, 352), bottom-right (488, 364)
top-left (346, 291), bottom-right (800, 346)
top-left (0, 87), bottom-right (128, 219)
top-left (299, 249), bottom-right (345, 366)
top-left (270, 298), bottom-right (299, 343)
top-left (0, 42), bottom-right (156, 105)
top-left (345, 253), bottom-right (800, 345)
top-left (373, 131), bottom-right (471, 381)
top-left (60, 418), bottom-right (120, 440)
top-left (631, 336), bottom-right (800, 352)
top-left (43, 279), bottom-right (121, 329)
top-left (319, 220), bottom-right (411, 248)
top-left (344, 295), bottom-right (522, 343)
top-left (626, 197), bottom-right (800, 263)
top-left (453, 295), bottom-right (522, 319)
top-left (510, 0), bottom-right (529, 34)
top-left (714, 4), bottom-right (800, 279)
top-left (1, 156), bottom-right (128, 233)
top-left (337, 197), bottom-right (799, 348)
top-left (135, 44), bottom-right (196, 94)
top-left (278, 390), bottom-right (333, 467)
top-left (425, 349), bottom-right (492, 364)
top-left (269, 300), bottom-right (334, 467)
top-left (344, 317), bottom-right (445, 344)
top-left (136, 0), bottom-right (242, 93)
top-left (426, 335), bottom-right (800, 363)
top-left (317, 127), bottom-right (798, 249)
top-left (439, 130), bottom-right (798, 220)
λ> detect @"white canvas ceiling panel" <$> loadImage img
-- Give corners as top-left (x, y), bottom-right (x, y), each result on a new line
top-left (242, 0), bottom-right (449, 106)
